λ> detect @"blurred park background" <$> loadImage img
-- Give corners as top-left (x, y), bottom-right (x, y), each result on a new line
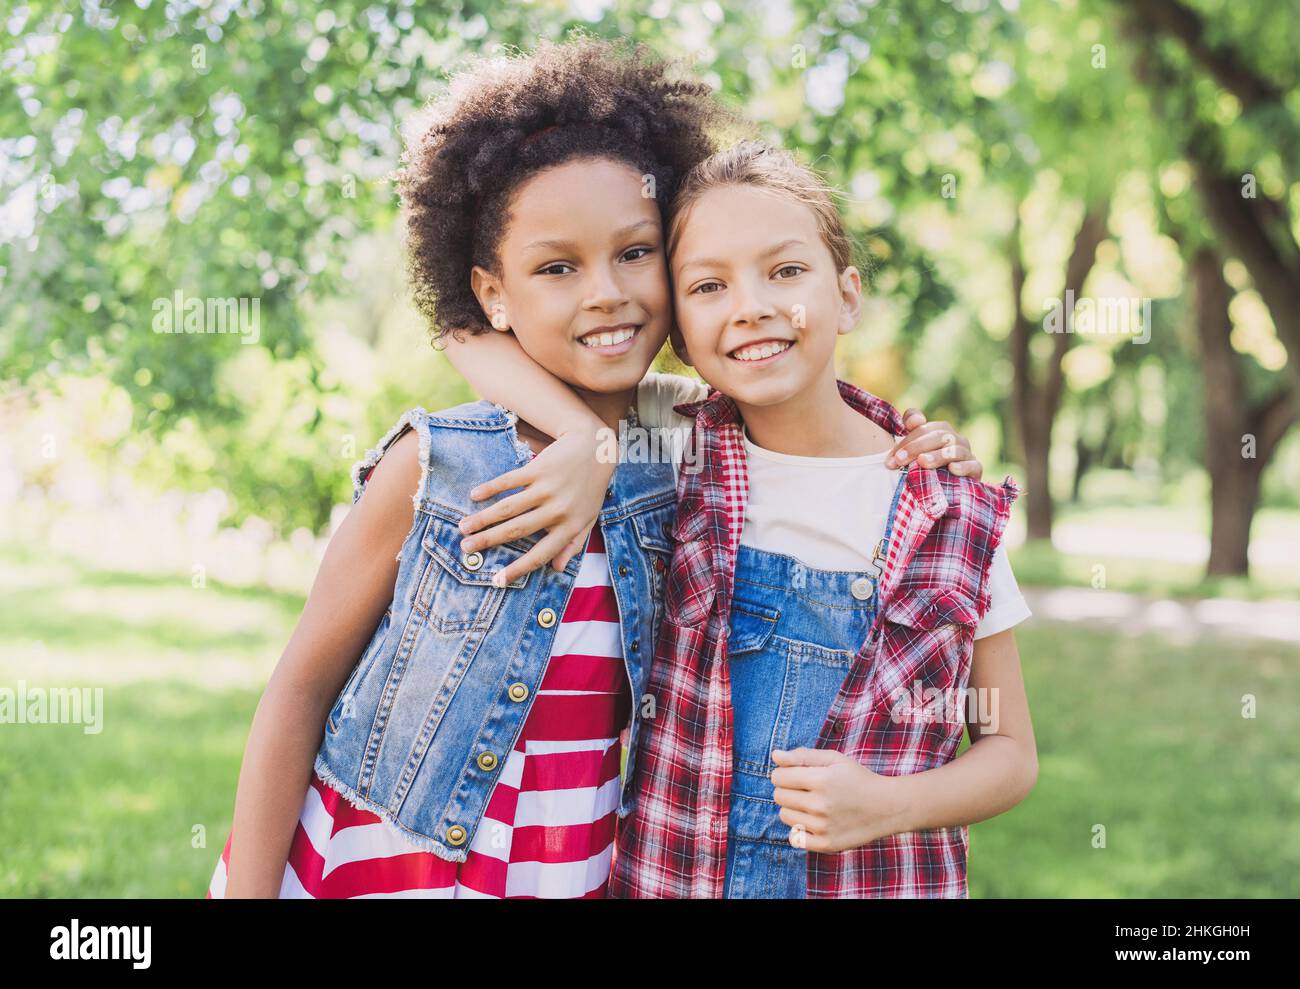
top-left (1, 0), bottom-right (1298, 897)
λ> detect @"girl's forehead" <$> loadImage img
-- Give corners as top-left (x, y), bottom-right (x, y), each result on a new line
top-left (672, 185), bottom-right (819, 255)
top-left (505, 159), bottom-right (662, 240)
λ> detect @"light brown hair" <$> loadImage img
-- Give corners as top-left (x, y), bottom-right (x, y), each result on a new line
top-left (666, 139), bottom-right (863, 274)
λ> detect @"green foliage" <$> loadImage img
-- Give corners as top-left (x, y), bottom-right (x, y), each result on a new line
top-left (2, 0), bottom-right (1296, 535)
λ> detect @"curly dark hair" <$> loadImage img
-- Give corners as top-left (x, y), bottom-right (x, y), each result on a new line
top-left (395, 35), bottom-right (745, 341)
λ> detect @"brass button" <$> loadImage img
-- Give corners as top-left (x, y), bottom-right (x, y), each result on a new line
top-left (662, 521), bottom-right (673, 540)
top-left (537, 607), bottom-right (557, 628)
top-left (631, 639), bottom-right (639, 653)
top-left (508, 682), bottom-right (529, 702)
top-left (851, 577), bottom-right (874, 601)
top-left (618, 564), bottom-right (629, 576)
top-left (605, 487), bottom-right (614, 500)
top-left (461, 551), bottom-right (484, 571)
top-left (446, 824), bottom-right (467, 846)
top-left (477, 751), bottom-right (498, 771)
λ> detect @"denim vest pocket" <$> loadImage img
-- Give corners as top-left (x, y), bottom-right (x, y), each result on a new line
top-left (871, 586), bottom-right (979, 713)
top-left (415, 514), bottom-right (529, 633)
top-left (327, 607), bottom-right (393, 736)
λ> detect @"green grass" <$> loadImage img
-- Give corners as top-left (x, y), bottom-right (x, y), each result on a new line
top-left (0, 545), bottom-right (301, 898)
top-left (2, 543), bottom-right (1296, 897)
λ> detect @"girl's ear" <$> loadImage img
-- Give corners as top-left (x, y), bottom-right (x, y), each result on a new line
top-left (470, 265), bottom-right (512, 332)
top-left (669, 323), bottom-right (694, 367)
top-left (836, 266), bottom-right (863, 336)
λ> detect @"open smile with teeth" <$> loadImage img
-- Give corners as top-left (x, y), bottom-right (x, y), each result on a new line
top-left (580, 325), bottom-right (640, 348)
top-left (730, 340), bottom-right (793, 362)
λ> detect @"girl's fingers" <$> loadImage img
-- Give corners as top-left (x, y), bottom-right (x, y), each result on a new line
top-left (948, 458), bottom-right (984, 481)
top-left (918, 441), bottom-right (973, 469)
top-left (550, 524), bottom-right (593, 573)
top-left (888, 428), bottom-right (948, 463)
top-left (887, 425), bottom-right (963, 469)
top-left (460, 508), bottom-right (551, 555)
top-left (494, 529), bottom-right (568, 585)
top-left (459, 488), bottom-right (543, 544)
top-left (769, 765), bottom-right (822, 791)
top-left (777, 804), bottom-right (822, 837)
top-left (900, 408), bottom-right (927, 430)
top-left (772, 786), bottom-right (819, 814)
top-left (469, 463), bottom-right (536, 502)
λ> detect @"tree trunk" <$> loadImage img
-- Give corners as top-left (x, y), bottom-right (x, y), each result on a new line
top-left (1206, 460), bottom-right (1260, 576)
top-left (1192, 247), bottom-right (1300, 576)
top-left (1008, 202), bottom-right (1110, 542)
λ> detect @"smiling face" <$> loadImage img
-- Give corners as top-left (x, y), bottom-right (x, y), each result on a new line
top-left (670, 183), bottom-right (862, 411)
top-left (470, 157), bottom-right (671, 401)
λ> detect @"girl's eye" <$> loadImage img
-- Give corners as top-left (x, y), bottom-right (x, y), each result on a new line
top-left (538, 263), bottom-right (575, 276)
top-left (622, 246), bottom-right (653, 262)
top-left (775, 265), bottom-right (805, 279)
top-left (691, 281), bottom-right (722, 295)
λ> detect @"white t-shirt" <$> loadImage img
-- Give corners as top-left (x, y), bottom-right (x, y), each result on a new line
top-left (635, 372), bottom-right (1030, 638)
top-left (741, 429), bottom-right (1030, 639)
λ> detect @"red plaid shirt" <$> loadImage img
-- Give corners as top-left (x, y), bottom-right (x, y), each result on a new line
top-left (609, 380), bottom-right (1020, 898)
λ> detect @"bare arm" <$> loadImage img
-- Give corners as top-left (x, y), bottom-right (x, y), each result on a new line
top-left (441, 329), bottom-right (604, 439)
top-left (222, 429), bottom-right (422, 897)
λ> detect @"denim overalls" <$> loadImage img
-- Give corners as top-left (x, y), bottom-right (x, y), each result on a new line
top-left (722, 478), bottom-right (904, 899)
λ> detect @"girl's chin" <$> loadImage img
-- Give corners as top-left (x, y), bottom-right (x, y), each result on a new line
top-left (570, 363), bottom-right (653, 395)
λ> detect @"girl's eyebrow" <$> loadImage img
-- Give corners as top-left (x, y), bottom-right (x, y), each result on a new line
top-left (676, 238), bottom-right (808, 274)
top-left (522, 218), bottom-right (659, 253)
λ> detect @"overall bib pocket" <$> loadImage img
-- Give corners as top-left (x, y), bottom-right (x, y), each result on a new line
top-left (726, 599), bottom-right (855, 795)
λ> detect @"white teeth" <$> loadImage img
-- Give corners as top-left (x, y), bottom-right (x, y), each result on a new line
top-left (731, 341), bottom-right (791, 362)
top-left (581, 325), bottom-right (637, 348)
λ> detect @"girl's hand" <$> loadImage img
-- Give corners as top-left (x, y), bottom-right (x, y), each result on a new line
top-left (886, 409), bottom-right (983, 479)
top-left (770, 747), bottom-right (910, 853)
top-left (458, 425), bottom-right (616, 584)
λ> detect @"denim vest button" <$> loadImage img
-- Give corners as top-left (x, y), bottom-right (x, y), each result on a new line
top-left (851, 577), bottom-right (874, 600)
top-left (508, 682), bottom-right (529, 702)
top-left (618, 564), bottom-right (629, 576)
top-left (446, 825), bottom-right (467, 846)
top-left (605, 487), bottom-right (614, 500)
top-left (537, 607), bottom-right (557, 628)
top-left (462, 550), bottom-right (484, 571)
top-left (631, 639), bottom-right (640, 653)
top-left (477, 751), bottom-right (498, 771)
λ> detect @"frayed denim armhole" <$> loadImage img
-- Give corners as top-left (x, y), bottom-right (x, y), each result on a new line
top-left (349, 407), bottom-right (434, 561)
top-left (350, 407), bottom-right (433, 504)
top-left (490, 402), bottom-right (537, 467)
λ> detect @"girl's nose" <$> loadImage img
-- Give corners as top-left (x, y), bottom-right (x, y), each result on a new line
top-left (730, 281), bottom-right (777, 326)
top-left (583, 265), bottom-right (629, 310)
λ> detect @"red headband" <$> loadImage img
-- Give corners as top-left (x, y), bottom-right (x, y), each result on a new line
top-left (521, 124), bottom-right (564, 147)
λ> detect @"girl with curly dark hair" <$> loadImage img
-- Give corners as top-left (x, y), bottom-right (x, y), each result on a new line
top-left (207, 34), bottom-right (748, 899)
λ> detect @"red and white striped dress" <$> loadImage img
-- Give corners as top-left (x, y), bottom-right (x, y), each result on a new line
top-left (207, 525), bottom-right (631, 898)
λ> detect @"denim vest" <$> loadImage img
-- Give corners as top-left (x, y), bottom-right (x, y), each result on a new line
top-left (314, 400), bottom-right (676, 862)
